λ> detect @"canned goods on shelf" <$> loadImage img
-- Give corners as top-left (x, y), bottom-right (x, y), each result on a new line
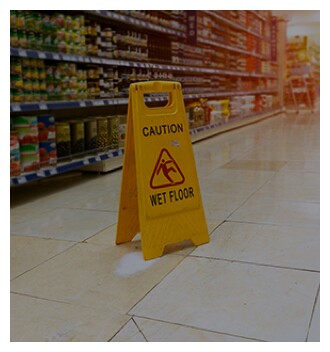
top-left (55, 122), bottom-right (71, 160)
top-left (84, 118), bottom-right (97, 151)
top-left (107, 115), bottom-right (120, 149)
top-left (96, 117), bottom-right (108, 151)
top-left (70, 120), bottom-right (85, 156)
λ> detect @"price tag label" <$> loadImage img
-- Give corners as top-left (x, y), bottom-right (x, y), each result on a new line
top-left (38, 52), bottom-right (46, 59)
top-left (17, 176), bottom-right (27, 184)
top-left (39, 103), bottom-right (48, 110)
top-left (93, 100), bottom-right (104, 106)
top-left (11, 104), bottom-right (21, 112)
top-left (18, 49), bottom-right (27, 57)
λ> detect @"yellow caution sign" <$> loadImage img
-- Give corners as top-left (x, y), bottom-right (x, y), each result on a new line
top-left (116, 81), bottom-right (209, 260)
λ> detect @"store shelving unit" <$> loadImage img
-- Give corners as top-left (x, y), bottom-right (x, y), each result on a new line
top-left (10, 10), bottom-right (285, 186)
top-left (285, 35), bottom-right (319, 112)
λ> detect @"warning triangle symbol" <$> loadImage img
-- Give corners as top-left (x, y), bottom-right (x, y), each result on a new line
top-left (150, 148), bottom-right (185, 189)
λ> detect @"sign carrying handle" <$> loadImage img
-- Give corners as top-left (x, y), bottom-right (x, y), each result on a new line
top-left (131, 81), bottom-right (182, 116)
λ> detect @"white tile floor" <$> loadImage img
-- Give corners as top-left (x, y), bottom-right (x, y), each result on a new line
top-left (10, 112), bottom-right (320, 342)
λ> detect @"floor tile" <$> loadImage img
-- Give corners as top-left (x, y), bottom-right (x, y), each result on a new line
top-left (86, 222), bottom-right (220, 257)
top-left (9, 111), bottom-right (320, 342)
top-left (117, 317), bottom-right (256, 342)
top-left (199, 168), bottom-right (275, 198)
top-left (201, 192), bottom-right (249, 222)
top-left (240, 144), bottom-right (319, 162)
top-left (228, 194), bottom-right (320, 228)
top-left (10, 205), bottom-right (54, 225)
top-left (10, 293), bottom-right (129, 342)
top-left (110, 319), bottom-right (147, 342)
top-left (130, 257), bottom-right (319, 341)
top-left (256, 172), bottom-right (319, 203)
top-left (280, 160), bottom-right (320, 173)
top-left (10, 208), bottom-right (118, 241)
top-left (192, 221), bottom-right (320, 271)
top-left (10, 240), bottom-right (184, 314)
top-left (221, 159), bottom-right (287, 172)
top-left (307, 290), bottom-right (320, 342)
top-left (64, 189), bottom-right (120, 212)
top-left (10, 235), bottom-right (74, 280)
top-left (11, 172), bottom-right (97, 209)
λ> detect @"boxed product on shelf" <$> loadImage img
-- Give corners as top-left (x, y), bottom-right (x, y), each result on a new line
top-left (186, 101), bottom-right (205, 128)
top-left (38, 115), bottom-right (56, 142)
top-left (12, 115), bottom-right (40, 172)
top-left (38, 115), bottom-right (57, 167)
top-left (20, 149), bottom-right (40, 172)
top-left (12, 115), bottom-right (39, 145)
top-left (230, 95), bottom-right (256, 118)
top-left (39, 141), bottom-right (57, 167)
top-left (10, 131), bottom-right (21, 176)
top-left (207, 99), bottom-right (230, 124)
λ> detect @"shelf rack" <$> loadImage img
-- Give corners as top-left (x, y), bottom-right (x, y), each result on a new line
top-left (10, 10), bottom-right (283, 185)
top-left (10, 107), bottom-right (283, 186)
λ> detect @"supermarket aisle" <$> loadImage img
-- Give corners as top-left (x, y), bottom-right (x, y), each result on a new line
top-left (10, 112), bottom-right (320, 342)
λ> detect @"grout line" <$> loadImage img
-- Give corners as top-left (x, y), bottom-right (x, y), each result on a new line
top-left (10, 291), bottom-right (91, 310)
top-left (132, 317), bottom-right (148, 342)
top-left (126, 254), bottom-right (187, 316)
top-left (129, 314), bottom-right (266, 342)
top-left (224, 219), bottom-right (320, 230)
top-left (107, 320), bottom-right (128, 342)
top-left (10, 242), bottom-right (79, 281)
top-left (305, 285), bottom-right (320, 342)
top-left (186, 254), bottom-right (320, 274)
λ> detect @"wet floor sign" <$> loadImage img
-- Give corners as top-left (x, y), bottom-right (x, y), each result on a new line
top-left (116, 81), bottom-right (209, 260)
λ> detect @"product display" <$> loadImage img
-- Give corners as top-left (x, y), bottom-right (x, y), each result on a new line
top-left (10, 132), bottom-right (21, 176)
top-left (12, 116), bottom-right (40, 172)
top-left (38, 115), bottom-right (57, 167)
top-left (285, 35), bottom-right (319, 110)
top-left (55, 122), bottom-right (71, 161)
top-left (10, 10), bottom-right (285, 184)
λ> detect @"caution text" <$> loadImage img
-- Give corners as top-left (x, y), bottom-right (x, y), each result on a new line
top-left (149, 187), bottom-right (195, 207)
top-left (142, 123), bottom-right (183, 137)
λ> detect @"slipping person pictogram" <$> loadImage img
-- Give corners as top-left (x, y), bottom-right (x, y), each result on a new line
top-left (150, 148), bottom-right (185, 189)
top-left (157, 158), bottom-right (177, 183)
